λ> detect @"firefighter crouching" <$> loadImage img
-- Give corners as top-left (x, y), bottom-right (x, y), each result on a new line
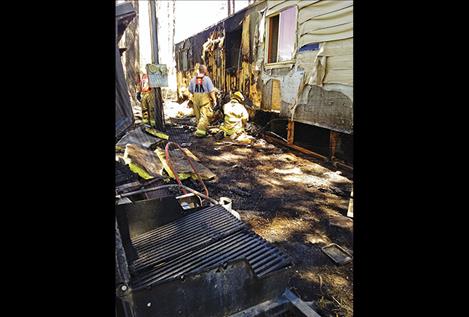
top-left (216, 91), bottom-right (253, 143)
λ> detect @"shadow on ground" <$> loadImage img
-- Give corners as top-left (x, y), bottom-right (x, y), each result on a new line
top-left (169, 130), bottom-right (354, 317)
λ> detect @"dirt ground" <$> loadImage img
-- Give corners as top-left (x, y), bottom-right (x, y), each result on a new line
top-left (162, 103), bottom-right (353, 317)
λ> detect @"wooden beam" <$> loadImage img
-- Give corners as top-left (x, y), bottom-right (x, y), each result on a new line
top-left (347, 191), bottom-right (353, 218)
top-left (287, 120), bottom-right (295, 145)
top-left (329, 130), bottom-right (338, 160)
top-left (332, 159), bottom-right (353, 172)
top-left (283, 289), bottom-right (322, 317)
top-left (263, 134), bottom-right (329, 162)
top-left (287, 143), bottom-right (329, 162)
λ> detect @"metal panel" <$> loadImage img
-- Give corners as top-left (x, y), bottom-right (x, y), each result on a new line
top-left (129, 205), bottom-right (291, 289)
top-left (116, 196), bottom-right (187, 240)
top-left (116, 2), bottom-right (136, 20)
top-left (116, 126), bottom-right (163, 148)
top-left (115, 3), bottom-right (136, 139)
top-left (116, 161), bottom-right (139, 187)
top-left (130, 259), bottom-right (290, 317)
top-left (116, 2), bottom-right (137, 42)
top-left (116, 45), bottom-right (135, 138)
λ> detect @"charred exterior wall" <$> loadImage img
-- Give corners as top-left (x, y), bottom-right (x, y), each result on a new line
top-left (174, 1), bottom-right (267, 107)
top-left (283, 85), bottom-right (353, 134)
top-left (174, 0), bottom-right (353, 135)
top-left (261, 1), bottom-right (353, 135)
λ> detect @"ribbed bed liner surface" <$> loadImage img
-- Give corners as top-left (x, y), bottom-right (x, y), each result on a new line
top-left (130, 205), bottom-right (291, 289)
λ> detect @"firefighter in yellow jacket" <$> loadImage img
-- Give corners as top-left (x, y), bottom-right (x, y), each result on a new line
top-left (219, 91), bottom-right (249, 139)
top-left (188, 65), bottom-right (217, 137)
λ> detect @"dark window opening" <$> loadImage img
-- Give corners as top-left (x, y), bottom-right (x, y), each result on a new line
top-left (268, 15), bottom-right (279, 63)
top-left (225, 27), bottom-right (242, 71)
top-left (181, 50), bottom-right (188, 71)
top-left (176, 51), bottom-right (182, 71)
top-left (176, 47), bottom-right (190, 72)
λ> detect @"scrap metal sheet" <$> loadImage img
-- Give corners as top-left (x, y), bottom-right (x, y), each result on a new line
top-left (117, 126), bottom-right (163, 148)
top-left (124, 144), bottom-right (164, 179)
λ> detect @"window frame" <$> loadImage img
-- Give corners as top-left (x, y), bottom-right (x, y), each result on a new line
top-left (264, 5), bottom-right (298, 67)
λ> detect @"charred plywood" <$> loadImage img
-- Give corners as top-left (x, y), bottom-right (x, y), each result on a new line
top-left (286, 85), bottom-right (353, 134)
top-left (261, 79), bottom-right (273, 111)
top-left (270, 67), bottom-right (292, 77)
top-left (249, 72), bottom-right (262, 109)
top-left (202, 31), bottom-right (225, 90)
top-left (271, 79), bottom-right (282, 111)
top-left (241, 15), bottom-right (251, 61)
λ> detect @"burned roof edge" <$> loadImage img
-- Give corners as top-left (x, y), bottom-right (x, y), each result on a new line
top-left (175, 0), bottom-right (267, 49)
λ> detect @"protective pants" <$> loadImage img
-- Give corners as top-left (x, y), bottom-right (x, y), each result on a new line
top-left (192, 93), bottom-right (213, 137)
top-left (141, 91), bottom-right (155, 126)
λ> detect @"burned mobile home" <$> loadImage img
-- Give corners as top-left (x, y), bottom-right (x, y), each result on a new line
top-left (116, 3), bottom-right (322, 317)
top-left (175, 0), bottom-right (353, 167)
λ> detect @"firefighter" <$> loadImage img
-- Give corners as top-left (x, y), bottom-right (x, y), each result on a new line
top-left (188, 64), bottom-right (217, 137)
top-left (218, 91), bottom-right (250, 140)
top-left (139, 75), bottom-right (155, 126)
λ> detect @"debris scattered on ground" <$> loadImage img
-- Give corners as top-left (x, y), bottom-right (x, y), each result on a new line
top-left (164, 99), bottom-right (194, 120)
top-left (347, 191), bottom-right (353, 218)
top-left (329, 215), bottom-right (353, 230)
top-left (144, 127), bottom-right (169, 140)
top-left (116, 161), bottom-right (139, 186)
top-left (178, 120), bottom-right (353, 317)
top-left (154, 147), bottom-right (216, 181)
top-left (123, 144), bottom-right (163, 180)
top-left (119, 100), bottom-right (353, 316)
top-left (117, 125), bottom-right (164, 149)
top-left (321, 243), bottom-right (353, 266)
top-left (227, 186), bottom-right (251, 197)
